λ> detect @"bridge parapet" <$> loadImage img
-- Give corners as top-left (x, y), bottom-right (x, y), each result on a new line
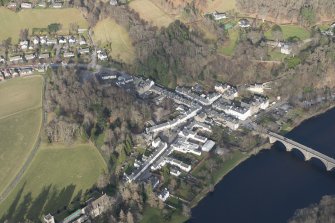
top-left (266, 131), bottom-right (335, 172)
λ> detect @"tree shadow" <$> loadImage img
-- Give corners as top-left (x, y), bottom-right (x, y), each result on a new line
top-left (0, 184), bottom-right (78, 223)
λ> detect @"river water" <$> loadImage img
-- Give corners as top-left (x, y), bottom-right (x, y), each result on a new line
top-left (189, 108), bottom-right (335, 223)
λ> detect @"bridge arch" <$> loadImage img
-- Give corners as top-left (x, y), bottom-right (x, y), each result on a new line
top-left (289, 147), bottom-right (308, 161)
top-left (308, 157), bottom-right (328, 171)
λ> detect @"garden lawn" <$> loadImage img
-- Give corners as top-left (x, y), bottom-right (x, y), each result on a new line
top-left (93, 18), bottom-right (135, 64)
top-left (141, 206), bottom-right (187, 223)
top-left (218, 29), bottom-right (238, 56)
top-left (0, 144), bottom-right (107, 222)
top-left (265, 24), bottom-right (310, 41)
top-left (0, 7), bottom-right (88, 42)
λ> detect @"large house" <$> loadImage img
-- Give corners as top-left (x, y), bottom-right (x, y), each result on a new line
top-left (21, 2), bottom-right (33, 8)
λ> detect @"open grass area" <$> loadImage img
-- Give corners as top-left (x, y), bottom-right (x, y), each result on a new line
top-left (129, 0), bottom-right (174, 28)
top-left (92, 18), bottom-right (135, 64)
top-left (0, 76), bottom-right (43, 195)
top-left (205, 0), bottom-right (236, 13)
top-left (0, 7), bottom-right (88, 42)
top-left (0, 144), bottom-right (107, 222)
top-left (141, 206), bottom-right (187, 223)
top-left (268, 50), bottom-right (287, 61)
top-left (0, 76), bottom-right (43, 118)
top-left (265, 24), bottom-right (311, 41)
top-left (218, 29), bottom-right (238, 56)
top-left (0, 109), bottom-right (42, 195)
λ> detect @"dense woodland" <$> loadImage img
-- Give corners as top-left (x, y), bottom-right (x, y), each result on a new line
top-left (236, 0), bottom-right (335, 24)
top-left (289, 195), bottom-right (335, 223)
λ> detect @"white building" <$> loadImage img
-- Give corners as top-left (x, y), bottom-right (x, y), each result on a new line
top-left (202, 140), bottom-right (215, 152)
top-left (25, 53), bottom-right (35, 60)
top-left (247, 83), bottom-right (266, 94)
top-left (158, 188), bottom-right (170, 201)
top-left (170, 168), bottom-right (181, 177)
top-left (238, 19), bottom-right (250, 28)
top-left (21, 2), bottom-right (32, 8)
top-left (46, 39), bottom-right (57, 45)
top-left (79, 48), bottom-right (90, 54)
top-left (39, 53), bottom-right (50, 59)
top-left (58, 36), bottom-right (67, 44)
top-left (212, 11), bottom-right (227, 20)
top-left (63, 52), bottom-right (75, 58)
top-left (43, 214), bottom-right (55, 223)
top-left (9, 55), bottom-right (22, 62)
top-left (97, 51), bottom-right (108, 60)
top-left (110, 0), bottom-right (118, 5)
top-left (281, 44), bottom-right (292, 55)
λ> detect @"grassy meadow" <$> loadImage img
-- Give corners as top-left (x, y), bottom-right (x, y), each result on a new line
top-left (141, 206), bottom-right (187, 223)
top-left (0, 76), bottom-right (43, 195)
top-left (129, 0), bottom-right (174, 27)
top-left (93, 18), bottom-right (135, 63)
top-left (0, 144), bottom-right (107, 222)
top-left (0, 7), bottom-right (88, 42)
top-left (218, 29), bottom-right (239, 56)
top-left (265, 24), bottom-right (311, 41)
top-left (0, 76), bottom-right (42, 118)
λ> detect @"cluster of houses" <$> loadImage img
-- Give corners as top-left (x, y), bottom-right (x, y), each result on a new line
top-left (43, 193), bottom-right (111, 223)
top-left (7, 1), bottom-right (67, 10)
top-left (105, 74), bottom-right (271, 202)
top-left (0, 64), bottom-right (46, 81)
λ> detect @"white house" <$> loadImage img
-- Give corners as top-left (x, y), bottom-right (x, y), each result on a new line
top-left (52, 2), bottom-right (62, 8)
top-left (46, 39), bottom-right (57, 45)
top-left (19, 40), bottom-right (29, 50)
top-left (9, 55), bottom-right (22, 62)
top-left (39, 53), bottom-right (50, 59)
top-left (32, 36), bottom-right (40, 45)
top-left (25, 53), bottom-right (35, 60)
top-left (212, 11), bottom-right (227, 20)
top-left (63, 52), bottom-right (75, 58)
top-left (281, 44), bottom-right (292, 55)
top-left (238, 19), bottom-right (250, 28)
top-left (158, 188), bottom-right (170, 201)
top-left (79, 48), bottom-right (90, 54)
top-left (58, 37), bottom-right (67, 44)
top-left (110, 0), bottom-right (118, 6)
top-left (21, 2), bottom-right (33, 8)
top-left (68, 36), bottom-right (76, 44)
top-left (43, 214), bottom-right (55, 223)
top-left (97, 51), bottom-right (108, 60)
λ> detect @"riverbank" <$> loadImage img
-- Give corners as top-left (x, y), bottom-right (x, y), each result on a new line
top-left (190, 142), bottom-right (272, 208)
top-left (280, 103), bottom-right (335, 134)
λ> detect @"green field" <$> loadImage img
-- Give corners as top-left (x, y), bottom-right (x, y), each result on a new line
top-left (218, 29), bottom-right (238, 56)
top-left (0, 7), bottom-right (88, 42)
top-left (265, 24), bottom-right (311, 41)
top-left (93, 18), bottom-right (135, 64)
top-left (0, 144), bottom-right (107, 222)
top-left (0, 76), bottom-right (43, 196)
top-left (0, 76), bottom-right (42, 118)
top-left (141, 206), bottom-right (187, 223)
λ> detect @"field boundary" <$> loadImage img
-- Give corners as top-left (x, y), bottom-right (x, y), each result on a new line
top-left (0, 76), bottom-right (45, 204)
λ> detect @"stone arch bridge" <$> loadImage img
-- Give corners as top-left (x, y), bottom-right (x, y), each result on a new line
top-left (266, 131), bottom-right (335, 171)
